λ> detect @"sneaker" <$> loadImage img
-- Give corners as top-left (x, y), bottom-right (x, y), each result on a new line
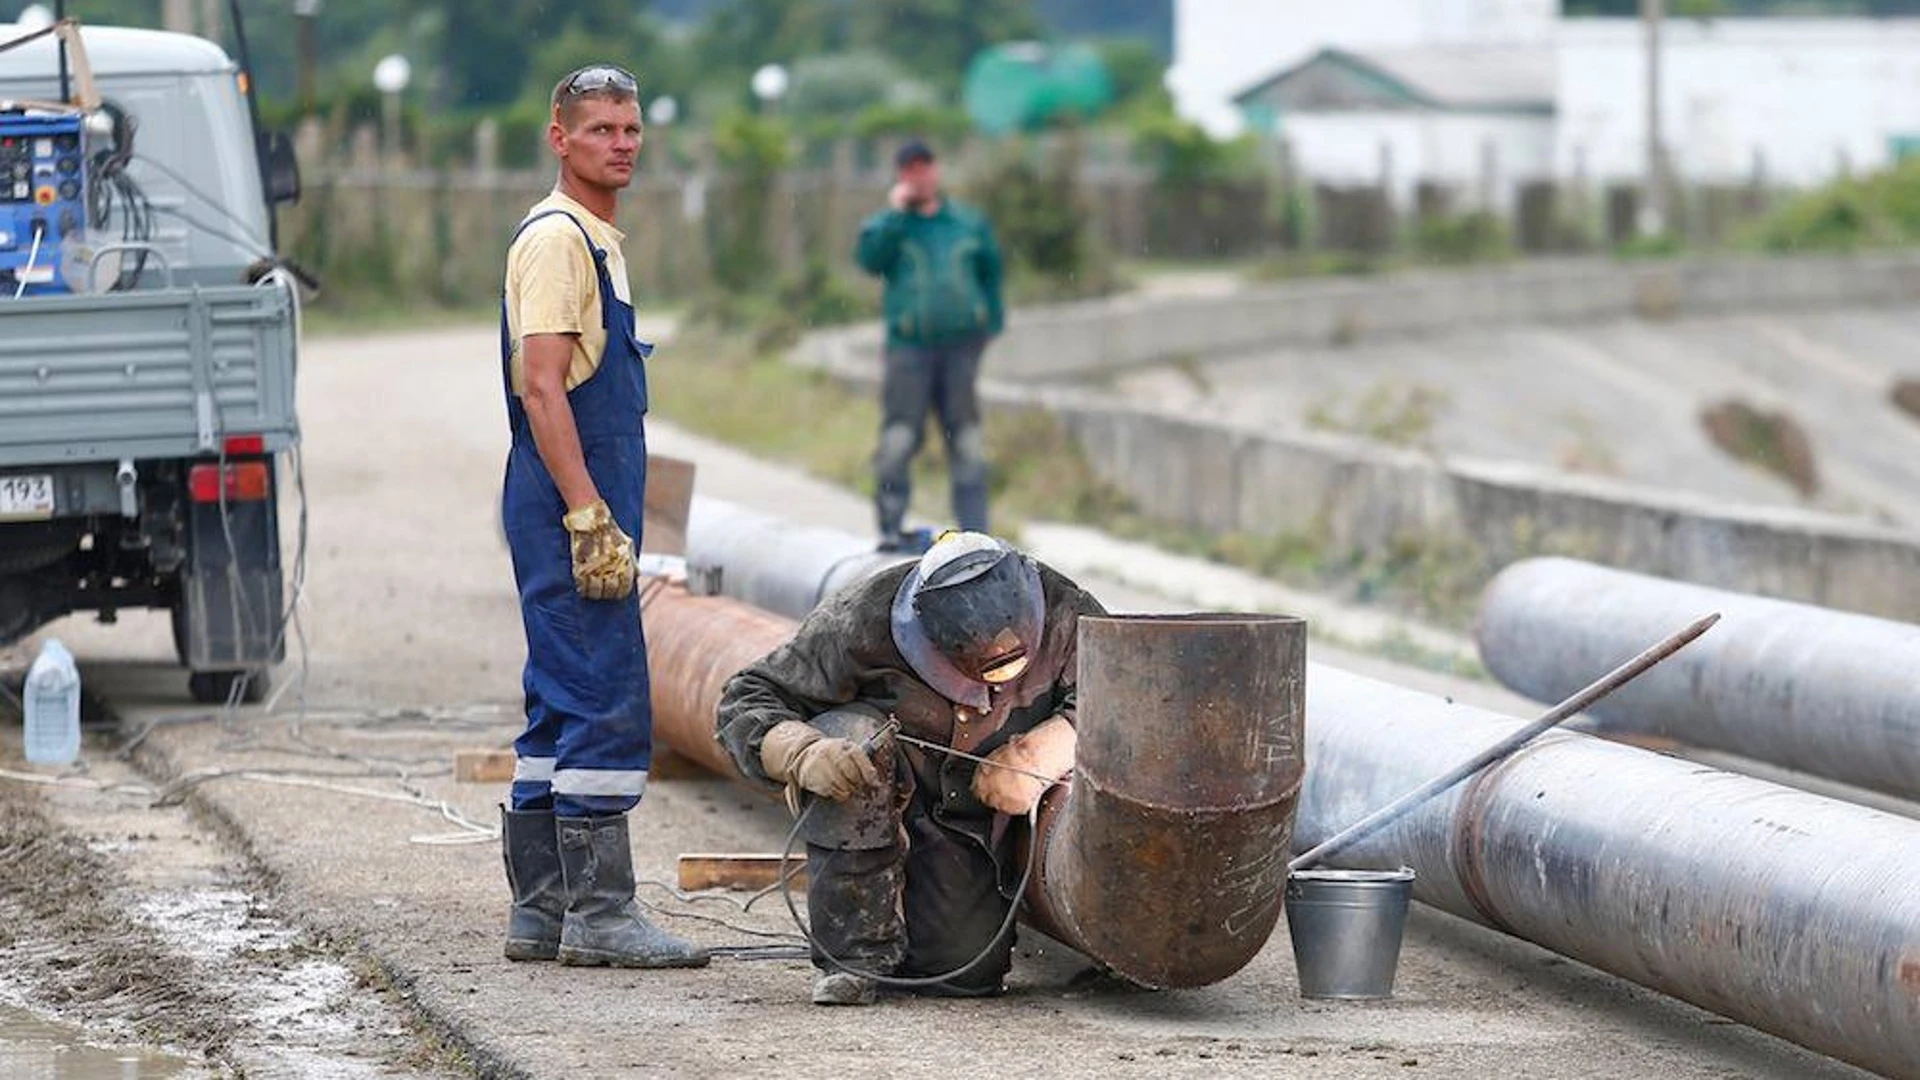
top-left (812, 971), bottom-right (879, 1006)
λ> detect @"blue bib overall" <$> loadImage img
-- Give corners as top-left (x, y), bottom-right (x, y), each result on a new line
top-left (500, 209), bottom-right (654, 817)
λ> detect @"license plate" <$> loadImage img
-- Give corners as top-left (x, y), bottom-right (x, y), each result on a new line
top-left (0, 473), bottom-right (54, 519)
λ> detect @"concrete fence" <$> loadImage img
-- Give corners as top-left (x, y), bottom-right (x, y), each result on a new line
top-left (1047, 404), bottom-right (1920, 621)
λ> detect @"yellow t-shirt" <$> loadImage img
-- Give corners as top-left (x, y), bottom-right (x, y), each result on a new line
top-left (504, 190), bottom-right (633, 395)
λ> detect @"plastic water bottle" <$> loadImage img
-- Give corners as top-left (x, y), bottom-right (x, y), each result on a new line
top-left (23, 638), bottom-right (80, 766)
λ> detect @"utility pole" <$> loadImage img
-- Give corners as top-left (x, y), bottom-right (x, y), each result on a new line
top-left (295, 0), bottom-right (322, 117)
top-left (161, 0), bottom-right (193, 33)
top-left (1642, 0), bottom-right (1667, 236)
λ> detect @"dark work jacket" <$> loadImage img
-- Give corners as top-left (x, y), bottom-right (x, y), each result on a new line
top-left (854, 198), bottom-right (1006, 349)
top-left (716, 560), bottom-right (1106, 832)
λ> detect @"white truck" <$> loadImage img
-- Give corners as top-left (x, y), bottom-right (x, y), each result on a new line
top-left (0, 18), bottom-right (303, 703)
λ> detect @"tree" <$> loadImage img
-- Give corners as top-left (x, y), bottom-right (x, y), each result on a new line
top-left (850, 0), bottom-right (1044, 97)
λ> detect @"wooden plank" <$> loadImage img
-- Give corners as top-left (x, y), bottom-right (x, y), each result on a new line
top-left (677, 853), bottom-right (807, 893)
top-left (454, 748), bottom-right (516, 783)
top-left (642, 454), bottom-right (696, 556)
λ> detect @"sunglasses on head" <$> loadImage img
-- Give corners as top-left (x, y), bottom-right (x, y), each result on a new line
top-left (563, 66), bottom-right (637, 96)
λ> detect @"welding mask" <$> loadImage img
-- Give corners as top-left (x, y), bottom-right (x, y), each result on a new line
top-left (909, 533), bottom-right (1046, 685)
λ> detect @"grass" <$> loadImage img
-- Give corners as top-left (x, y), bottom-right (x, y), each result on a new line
top-left (1305, 383), bottom-right (1450, 448)
top-left (649, 325), bottom-right (1133, 534)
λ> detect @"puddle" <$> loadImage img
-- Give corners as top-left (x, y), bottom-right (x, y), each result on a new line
top-left (0, 1004), bottom-right (186, 1079)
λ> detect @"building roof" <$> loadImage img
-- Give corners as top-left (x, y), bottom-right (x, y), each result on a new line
top-left (1232, 45), bottom-right (1555, 116)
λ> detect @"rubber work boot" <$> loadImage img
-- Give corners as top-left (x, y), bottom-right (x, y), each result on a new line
top-left (500, 806), bottom-right (565, 962)
top-left (812, 971), bottom-right (879, 1006)
top-left (555, 814), bottom-right (710, 968)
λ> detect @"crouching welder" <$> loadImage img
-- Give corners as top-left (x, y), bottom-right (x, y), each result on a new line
top-left (716, 532), bottom-right (1106, 1005)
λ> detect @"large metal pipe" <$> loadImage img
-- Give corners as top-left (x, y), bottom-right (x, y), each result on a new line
top-left (1028, 613), bottom-right (1304, 988)
top-left (639, 582), bottom-right (1305, 989)
top-left (1476, 556), bottom-right (1920, 802)
top-left (1301, 663), bottom-right (1920, 1080)
top-left (686, 498), bottom-right (907, 619)
top-left (681, 508), bottom-right (1920, 1074)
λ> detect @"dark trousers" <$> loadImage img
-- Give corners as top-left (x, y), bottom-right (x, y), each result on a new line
top-left (874, 336), bottom-right (989, 538)
top-left (803, 707), bottom-right (1016, 994)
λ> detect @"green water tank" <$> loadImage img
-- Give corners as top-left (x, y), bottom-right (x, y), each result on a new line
top-left (963, 42), bottom-right (1114, 136)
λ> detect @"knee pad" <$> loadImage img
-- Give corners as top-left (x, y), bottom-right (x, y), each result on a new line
top-left (802, 705), bottom-right (901, 852)
top-left (949, 425), bottom-right (988, 484)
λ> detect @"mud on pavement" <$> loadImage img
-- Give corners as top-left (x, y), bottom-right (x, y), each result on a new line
top-left (0, 685), bottom-right (473, 1077)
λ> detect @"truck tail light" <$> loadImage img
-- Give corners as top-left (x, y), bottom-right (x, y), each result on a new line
top-left (189, 462), bottom-right (271, 503)
top-left (223, 434), bottom-right (266, 456)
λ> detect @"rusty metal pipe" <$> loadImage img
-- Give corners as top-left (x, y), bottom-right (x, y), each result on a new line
top-left (1027, 613), bottom-right (1305, 988)
top-left (1300, 663), bottom-right (1920, 1080)
top-left (640, 580), bottom-right (790, 780)
top-left (1476, 557), bottom-right (1920, 802)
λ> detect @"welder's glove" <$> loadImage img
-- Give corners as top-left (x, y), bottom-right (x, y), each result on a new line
top-left (563, 499), bottom-right (636, 601)
top-left (760, 720), bottom-right (881, 802)
top-left (972, 715), bottom-right (1076, 816)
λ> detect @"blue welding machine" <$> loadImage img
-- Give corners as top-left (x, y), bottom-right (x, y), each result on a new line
top-left (0, 111), bottom-right (86, 295)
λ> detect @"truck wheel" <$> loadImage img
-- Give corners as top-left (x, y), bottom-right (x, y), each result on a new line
top-left (188, 669), bottom-right (269, 706)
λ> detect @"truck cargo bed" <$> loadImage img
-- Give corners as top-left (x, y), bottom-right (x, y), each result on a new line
top-left (0, 283), bottom-right (297, 468)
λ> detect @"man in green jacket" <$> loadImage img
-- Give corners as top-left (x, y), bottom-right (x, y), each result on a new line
top-left (855, 141), bottom-right (1006, 553)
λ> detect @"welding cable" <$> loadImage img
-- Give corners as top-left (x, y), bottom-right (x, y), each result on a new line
top-left (12, 221), bottom-right (42, 298)
top-left (775, 725), bottom-right (1050, 992)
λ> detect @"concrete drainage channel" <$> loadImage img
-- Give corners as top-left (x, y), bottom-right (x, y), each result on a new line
top-left (0, 694), bottom-right (471, 1079)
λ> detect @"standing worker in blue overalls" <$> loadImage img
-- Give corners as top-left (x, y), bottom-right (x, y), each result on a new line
top-left (494, 65), bottom-right (707, 969)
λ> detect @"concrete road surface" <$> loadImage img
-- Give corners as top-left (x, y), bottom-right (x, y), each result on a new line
top-left (9, 323), bottom-right (1874, 1078)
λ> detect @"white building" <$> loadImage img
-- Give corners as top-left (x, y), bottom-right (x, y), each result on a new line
top-left (1175, 0), bottom-right (1920, 193)
top-left (1557, 18), bottom-right (1920, 187)
top-left (1232, 46), bottom-right (1555, 211)
top-left (1168, 0), bottom-right (1556, 138)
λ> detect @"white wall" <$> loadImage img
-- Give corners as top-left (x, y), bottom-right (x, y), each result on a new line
top-left (1557, 19), bottom-right (1920, 186)
top-left (1282, 113), bottom-right (1556, 211)
top-left (1170, 0), bottom-right (1557, 137)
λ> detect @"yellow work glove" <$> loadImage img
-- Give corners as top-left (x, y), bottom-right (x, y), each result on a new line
top-left (972, 715), bottom-right (1076, 816)
top-left (562, 499), bottom-right (636, 601)
top-left (759, 720), bottom-right (881, 802)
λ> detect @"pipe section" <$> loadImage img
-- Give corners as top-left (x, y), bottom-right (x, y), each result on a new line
top-left (1299, 663), bottom-right (1920, 1080)
top-left (1476, 556), bottom-right (1920, 802)
top-left (686, 497), bottom-right (907, 618)
top-left (1028, 613), bottom-right (1305, 988)
top-left (641, 582), bottom-right (792, 779)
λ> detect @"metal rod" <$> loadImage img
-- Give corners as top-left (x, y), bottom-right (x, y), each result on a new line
top-left (1478, 557), bottom-right (1920, 802)
top-left (1288, 610), bottom-right (1719, 872)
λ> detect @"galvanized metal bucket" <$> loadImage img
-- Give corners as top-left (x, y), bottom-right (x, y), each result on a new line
top-left (1285, 867), bottom-right (1416, 1000)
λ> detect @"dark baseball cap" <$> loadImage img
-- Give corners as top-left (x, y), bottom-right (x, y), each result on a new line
top-left (895, 140), bottom-right (936, 168)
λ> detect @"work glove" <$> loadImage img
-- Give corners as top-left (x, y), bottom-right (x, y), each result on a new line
top-left (972, 715), bottom-right (1076, 816)
top-left (562, 499), bottom-right (636, 601)
top-left (759, 720), bottom-right (881, 802)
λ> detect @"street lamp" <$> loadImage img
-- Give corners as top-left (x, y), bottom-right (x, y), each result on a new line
top-left (16, 5), bottom-right (53, 29)
top-left (372, 53), bottom-right (411, 168)
top-left (750, 63), bottom-right (788, 112)
top-left (647, 96), bottom-right (678, 127)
